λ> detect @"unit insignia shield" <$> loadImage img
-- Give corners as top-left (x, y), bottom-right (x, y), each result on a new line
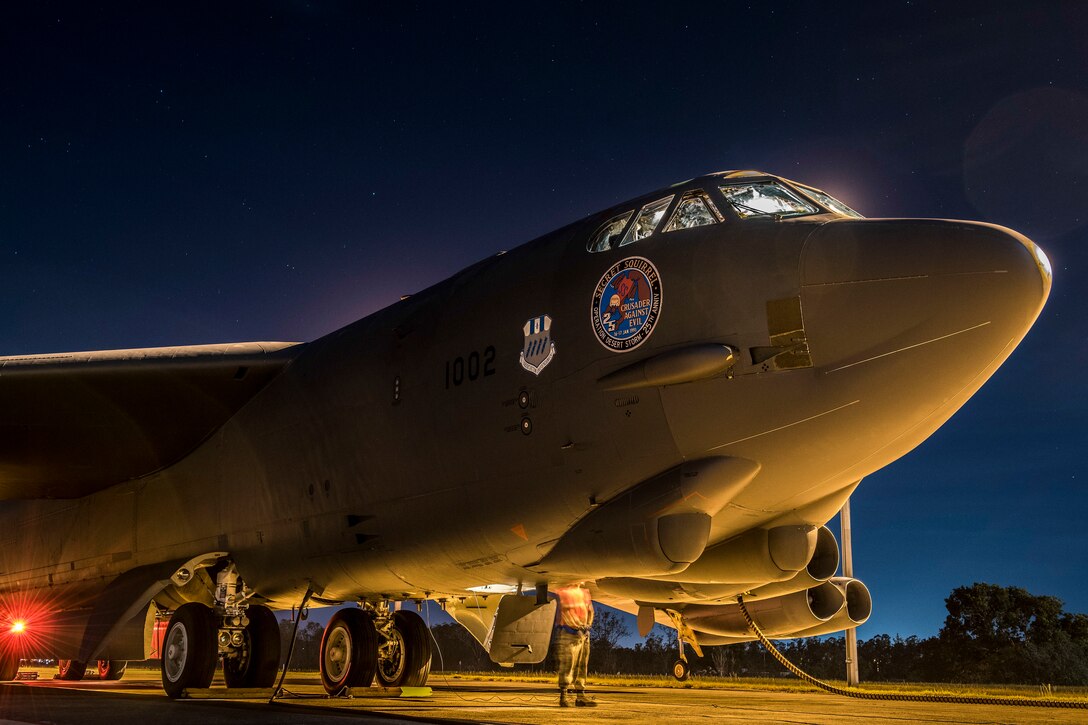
top-left (591, 256), bottom-right (663, 352)
top-left (520, 315), bottom-right (556, 375)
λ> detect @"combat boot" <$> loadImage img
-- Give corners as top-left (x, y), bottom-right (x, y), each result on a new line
top-left (558, 689), bottom-right (572, 707)
top-left (575, 692), bottom-right (598, 707)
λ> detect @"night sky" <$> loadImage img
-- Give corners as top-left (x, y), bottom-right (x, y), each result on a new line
top-left (2, 3), bottom-right (1086, 641)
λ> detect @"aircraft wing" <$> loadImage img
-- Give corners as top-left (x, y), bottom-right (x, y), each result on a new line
top-left (0, 341), bottom-right (301, 500)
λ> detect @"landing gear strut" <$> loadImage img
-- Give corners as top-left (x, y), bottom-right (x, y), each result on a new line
top-left (376, 608), bottom-right (432, 687)
top-left (223, 605), bottom-right (280, 688)
top-left (664, 609), bottom-right (703, 681)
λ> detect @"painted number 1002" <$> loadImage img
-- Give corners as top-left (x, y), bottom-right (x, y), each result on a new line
top-left (445, 346), bottom-right (496, 388)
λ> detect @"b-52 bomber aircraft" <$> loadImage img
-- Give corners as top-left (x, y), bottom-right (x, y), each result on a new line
top-left (0, 170), bottom-right (1051, 695)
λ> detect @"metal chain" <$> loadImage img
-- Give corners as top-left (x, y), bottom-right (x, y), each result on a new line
top-left (735, 597), bottom-right (1088, 710)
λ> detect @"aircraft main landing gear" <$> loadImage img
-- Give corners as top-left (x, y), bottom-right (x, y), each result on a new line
top-left (319, 608), bottom-right (378, 694)
top-left (376, 609), bottom-right (432, 687)
top-left (97, 659), bottom-right (127, 680)
top-left (57, 659), bottom-right (87, 681)
top-left (222, 604), bottom-right (279, 688)
top-left (161, 602), bottom-right (218, 698)
top-left (318, 603), bottom-right (434, 694)
top-left (159, 561), bottom-right (282, 698)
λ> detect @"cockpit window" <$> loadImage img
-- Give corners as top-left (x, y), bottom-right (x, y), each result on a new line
top-left (620, 195), bottom-right (673, 246)
top-left (718, 181), bottom-right (818, 219)
top-left (796, 185), bottom-right (864, 218)
top-left (664, 190), bottom-right (722, 232)
top-left (588, 210), bottom-right (634, 252)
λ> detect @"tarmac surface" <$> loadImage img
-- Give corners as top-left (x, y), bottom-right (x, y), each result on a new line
top-left (1, 668), bottom-right (1086, 725)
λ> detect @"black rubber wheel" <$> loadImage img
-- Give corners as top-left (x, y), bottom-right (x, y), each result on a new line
top-left (671, 658), bottom-right (690, 681)
top-left (97, 659), bottom-right (127, 680)
top-left (319, 608), bottom-right (378, 694)
top-left (160, 603), bottom-right (218, 699)
top-left (223, 605), bottom-right (281, 688)
top-left (58, 659), bottom-right (87, 681)
top-left (0, 651), bottom-right (18, 681)
top-left (376, 610), bottom-right (432, 687)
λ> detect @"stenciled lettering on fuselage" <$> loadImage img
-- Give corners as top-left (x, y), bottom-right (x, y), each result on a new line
top-left (591, 256), bottom-right (662, 352)
top-left (519, 314), bottom-right (556, 375)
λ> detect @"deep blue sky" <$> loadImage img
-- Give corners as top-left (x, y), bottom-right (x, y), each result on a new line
top-left (2, 2), bottom-right (1086, 640)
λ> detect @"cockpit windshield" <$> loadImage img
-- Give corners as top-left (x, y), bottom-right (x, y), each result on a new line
top-left (796, 185), bottom-right (864, 218)
top-left (718, 181), bottom-right (818, 219)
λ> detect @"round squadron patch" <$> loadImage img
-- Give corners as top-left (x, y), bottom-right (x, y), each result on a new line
top-left (591, 256), bottom-right (663, 352)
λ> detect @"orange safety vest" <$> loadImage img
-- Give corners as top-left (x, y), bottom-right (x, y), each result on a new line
top-left (555, 586), bottom-right (593, 631)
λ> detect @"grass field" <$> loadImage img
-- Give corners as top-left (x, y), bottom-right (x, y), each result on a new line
top-left (428, 669), bottom-right (1088, 702)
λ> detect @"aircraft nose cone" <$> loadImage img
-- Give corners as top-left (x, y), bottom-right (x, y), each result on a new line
top-left (800, 218), bottom-right (1051, 373)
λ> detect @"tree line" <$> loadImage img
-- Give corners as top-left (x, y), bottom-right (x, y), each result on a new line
top-left (277, 583), bottom-right (1088, 685)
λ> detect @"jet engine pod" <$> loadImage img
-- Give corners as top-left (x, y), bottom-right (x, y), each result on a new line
top-left (730, 525), bottom-right (839, 599)
top-left (537, 456), bottom-right (760, 579)
top-left (649, 524), bottom-right (819, 584)
top-left (683, 581), bottom-right (846, 638)
top-left (785, 577), bottom-right (872, 638)
top-left (595, 577), bottom-right (750, 604)
top-left (691, 577), bottom-right (873, 643)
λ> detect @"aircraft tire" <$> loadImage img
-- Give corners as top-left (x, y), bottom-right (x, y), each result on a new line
top-left (57, 659), bottom-right (87, 681)
top-left (376, 610), bottom-right (432, 687)
top-left (319, 608), bottom-right (378, 694)
top-left (161, 603), bottom-right (218, 699)
top-left (671, 658), bottom-right (690, 681)
top-left (223, 604), bottom-right (280, 688)
top-left (97, 659), bottom-right (127, 680)
top-left (0, 652), bottom-right (18, 681)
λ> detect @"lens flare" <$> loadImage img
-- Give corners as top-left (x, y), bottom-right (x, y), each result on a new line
top-left (10, 620), bottom-right (26, 634)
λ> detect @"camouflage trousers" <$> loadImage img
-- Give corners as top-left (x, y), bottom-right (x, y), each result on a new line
top-left (555, 628), bottom-right (590, 691)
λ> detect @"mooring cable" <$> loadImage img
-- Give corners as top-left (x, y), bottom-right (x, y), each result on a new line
top-left (736, 596), bottom-right (1088, 710)
top-left (268, 585), bottom-right (314, 704)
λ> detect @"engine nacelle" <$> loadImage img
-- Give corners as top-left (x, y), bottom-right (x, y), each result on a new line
top-left (786, 577), bottom-right (872, 637)
top-left (733, 525), bottom-right (840, 600)
top-left (690, 577), bottom-right (871, 644)
top-left (594, 525), bottom-right (836, 605)
top-left (595, 577), bottom-right (750, 604)
top-left (649, 524), bottom-right (821, 584)
top-left (536, 456), bottom-right (760, 578)
top-left (683, 581), bottom-right (845, 637)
